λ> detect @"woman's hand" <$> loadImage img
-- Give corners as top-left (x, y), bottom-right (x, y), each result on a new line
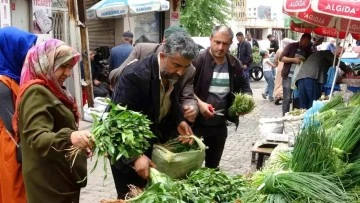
top-left (70, 130), bottom-right (93, 156)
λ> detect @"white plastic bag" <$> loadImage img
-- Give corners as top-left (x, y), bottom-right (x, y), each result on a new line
top-left (259, 118), bottom-right (284, 139)
top-left (94, 97), bottom-right (109, 112)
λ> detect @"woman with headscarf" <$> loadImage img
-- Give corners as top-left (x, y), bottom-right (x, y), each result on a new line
top-left (273, 38), bottom-right (295, 105)
top-left (0, 27), bottom-right (37, 203)
top-left (12, 39), bottom-right (92, 203)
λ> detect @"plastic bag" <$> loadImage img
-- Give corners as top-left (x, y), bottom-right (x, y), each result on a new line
top-left (151, 135), bottom-right (206, 179)
top-left (259, 118), bottom-right (284, 139)
top-left (291, 62), bottom-right (303, 90)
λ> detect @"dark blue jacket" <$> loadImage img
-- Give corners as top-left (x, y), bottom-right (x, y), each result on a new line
top-left (109, 43), bottom-right (133, 71)
top-left (237, 40), bottom-right (253, 66)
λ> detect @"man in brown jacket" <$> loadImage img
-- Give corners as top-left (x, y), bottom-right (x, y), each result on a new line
top-left (109, 26), bottom-right (198, 123)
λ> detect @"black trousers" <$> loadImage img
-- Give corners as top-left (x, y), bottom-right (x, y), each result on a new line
top-left (110, 163), bottom-right (147, 199)
top-left (193, 123), bottom-right (228, 169)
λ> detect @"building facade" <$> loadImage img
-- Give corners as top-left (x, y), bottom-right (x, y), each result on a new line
top-left (230, 0), bottom-right (294, 42)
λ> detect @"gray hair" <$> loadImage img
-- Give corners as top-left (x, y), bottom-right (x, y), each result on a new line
top-left (211, 25), bottom-right (234, 40)
top-left (163, 32), bottom-right (199, 59)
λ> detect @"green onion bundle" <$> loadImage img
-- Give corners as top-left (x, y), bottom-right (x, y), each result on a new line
top-left (319, 95), bottom-right (344, 113)
top-left (333, 106), bottom-right (360, 153)
top-left (348, 92), bottom-right (360, 107)
top-left (228, 93), bottom-right (255, 117)
top-left (339, 160), bottom-right (360, 189)
top-left (317, 106), bottom-right (354, 133)
top-left (259, 171), bottom-right (351, 203)
top-left (291, 124), bottom-right (340, 174)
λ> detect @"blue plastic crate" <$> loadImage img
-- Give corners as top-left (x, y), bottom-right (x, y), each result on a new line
top-left (348, 86), bottom-right (360, 93)
top-left (323, 85), bottom-right (340, 96)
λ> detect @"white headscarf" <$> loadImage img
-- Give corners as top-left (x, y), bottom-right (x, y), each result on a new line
top-left (281, 38), bottom-right (296, 48)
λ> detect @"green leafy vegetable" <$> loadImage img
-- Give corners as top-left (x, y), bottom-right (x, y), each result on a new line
top-left (160, 138), bottom-right (199, 153)
top-left (228, 93), bottom-right (255, 117)
top-left (90, 102), bottom-right (156, 179)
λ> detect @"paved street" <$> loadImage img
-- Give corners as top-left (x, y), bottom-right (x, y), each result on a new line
top-left (79, 79), bottom-right (283, 202)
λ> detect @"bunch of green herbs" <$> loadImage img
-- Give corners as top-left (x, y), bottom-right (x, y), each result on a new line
top-left (161, 138), bottom-right (199, 153)
top-left (90, 102), bottom-right (156, 179)
top-left (228, 93), bottom-right (255, 117)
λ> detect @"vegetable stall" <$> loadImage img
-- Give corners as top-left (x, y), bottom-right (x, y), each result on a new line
top-left (93, 91), bottom-right (360, 202)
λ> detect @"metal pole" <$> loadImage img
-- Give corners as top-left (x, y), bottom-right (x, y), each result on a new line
top-left (329, 19), bottom-right (351, 99)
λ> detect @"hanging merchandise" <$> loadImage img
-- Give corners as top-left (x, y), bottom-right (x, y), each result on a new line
top-left (0, 0), bottom-right (11, 27)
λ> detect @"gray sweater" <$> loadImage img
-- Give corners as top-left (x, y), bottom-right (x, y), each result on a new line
top-left (294, 50), bottom-right (348, 85)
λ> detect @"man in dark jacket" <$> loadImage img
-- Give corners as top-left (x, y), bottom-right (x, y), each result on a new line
top-left (246, 33), bottom-right (259, 48)
top-left (267, 34), bottom-right (279, 54)
top-left (109, 26), bottom-right (198, 123)
top-left (192, 25), bottom-right (252, 169)
top-left (110, 32), bottom-right (199, 199)
top-left (236, 32), bottom-right (252, 80)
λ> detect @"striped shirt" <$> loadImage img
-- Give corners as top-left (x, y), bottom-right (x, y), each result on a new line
top-left (199, 60), bottom-right (230, 126)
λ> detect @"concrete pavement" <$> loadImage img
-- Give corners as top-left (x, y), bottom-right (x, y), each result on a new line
top-left (79, 79), bottom-right (283, 202)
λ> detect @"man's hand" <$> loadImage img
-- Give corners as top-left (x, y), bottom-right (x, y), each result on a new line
top-left (177, 121), bottom-right (193, 136)
top-left (133, 155), bottom-right (156, 180)
top-left (183, 105), bottom-right (197, 123)
top-left (198, 101), bottom-right (214, 119)
top-left (178, 135), bottom-right (194, 145)
top-left (293, 57), bottom-right (302, 64)
top-left (94, 79), bottom-right (101, 86)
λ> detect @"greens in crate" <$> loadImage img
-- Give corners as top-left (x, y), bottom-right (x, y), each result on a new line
top-left (90, 102), bottom-right (156, 179)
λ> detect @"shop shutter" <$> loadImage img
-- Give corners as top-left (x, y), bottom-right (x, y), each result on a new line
top-left (85, 0), bottom-right (115, 49)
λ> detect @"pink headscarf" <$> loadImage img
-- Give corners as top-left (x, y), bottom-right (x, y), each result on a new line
top-left (13, 39), bottom-right (80, 135)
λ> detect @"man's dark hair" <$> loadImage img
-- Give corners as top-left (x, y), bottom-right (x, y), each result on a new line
top-left (267, 34), bottom-right (273, 39)
top-left (301, 33), bottom-right (312, 40)
top-left (236, 32), bottom-right (244, 37)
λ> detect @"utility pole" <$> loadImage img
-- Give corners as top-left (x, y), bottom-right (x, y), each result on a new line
top-left (68, 0), bottom-right (94, 108)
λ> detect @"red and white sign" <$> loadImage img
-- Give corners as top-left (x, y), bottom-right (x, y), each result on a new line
top-left (283, 0), bottom-right (311, 12)
top-left (312, 0), bottom-right (360, 21)
top-left (297, 7), bottom-right (335, 27)
top-left (336, 18), bottom-right (360, 34)
top-left (290, 21), bottom-right (313, 33)
top-left (0, 0), bottom-right (11, 27)
top-left (171, 12), bottom-right (179, 20)
top-left (314, 27), bottom-right (346, 38)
